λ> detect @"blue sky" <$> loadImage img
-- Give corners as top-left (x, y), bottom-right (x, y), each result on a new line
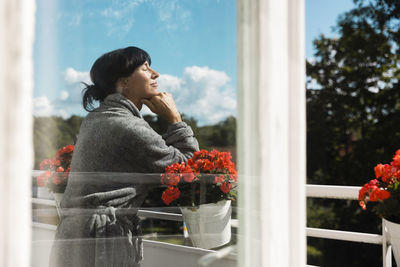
top-left (306, 0), bottom-right (356, 58)
top-left (33, 0), bottom-right (356, 126)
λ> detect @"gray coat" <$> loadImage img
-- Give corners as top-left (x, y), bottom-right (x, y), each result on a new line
top-left (50, 93), bottom-right (199, 267)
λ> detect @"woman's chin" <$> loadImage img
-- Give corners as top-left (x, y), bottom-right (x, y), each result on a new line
top-left (148, 91), bottom-right (159, 97)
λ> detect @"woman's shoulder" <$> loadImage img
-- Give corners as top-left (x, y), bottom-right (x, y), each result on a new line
top-left (84, 108), bottom-right (145, 129)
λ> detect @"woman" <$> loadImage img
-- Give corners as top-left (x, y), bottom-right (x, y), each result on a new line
top-left (50, 46), bottom-right (199, 267)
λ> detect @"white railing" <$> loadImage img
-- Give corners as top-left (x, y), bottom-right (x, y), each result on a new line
top-left (31, 182), bottom-right (392, 266)
top-left (31, 196), bottom-right (238, 267)
top-left (306, 184), bottom-right (391, 267)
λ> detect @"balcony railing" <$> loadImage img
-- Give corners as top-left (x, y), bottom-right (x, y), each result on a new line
top-left (306, 184), bottom-right (392, 267)
top-left (31, 170), bottom-right (393, 267)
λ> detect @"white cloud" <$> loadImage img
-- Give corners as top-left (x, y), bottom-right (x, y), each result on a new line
top-left (33, 96), bottom-right (53, 117)
top-left (51, 67), bottom-right (92, 119)
top-left (60, 0), bottom-right (191, 38)
top-left (158, 66), bottom-right (236, 126)
top-left (60, 90), bottom-right (69, 100)
top-left (183, 66), bottom-right (230, 86)
top-left (63, 68), bottom-right (90, 85)
top-left (101, 8), bottom-right (122, 19)
top-left (157, 74), bottom-right (181, 93)
top-left (33, 94), bottom-right (85, 119)
top-left (98, 0), bottom-right (146, 35)
top-left (151, 0), bottom-right (191, 31)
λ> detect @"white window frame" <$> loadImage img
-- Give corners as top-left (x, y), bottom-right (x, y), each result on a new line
top-left (0, 0), bottom-right (35, 266)
top-left (237, 0), bottom-right (306, 266)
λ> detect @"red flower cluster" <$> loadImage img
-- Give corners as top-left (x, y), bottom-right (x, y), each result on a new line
top-left (359, 179), bottom-right (390, 210)
top-left (161, 162), bottom-right (196, 185)
top-left (162, 186), bottom-right (181, 205)
top-left (188, 149), bottom-right (237, 182)
top-left (37, 145), bottom-right (74, 193)
top-left (358, 149), bottom-right (400, 210)
top-left (161, 149), bottom-right (237, 206)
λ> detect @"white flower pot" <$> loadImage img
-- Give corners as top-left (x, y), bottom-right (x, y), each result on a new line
top-left (384, 218), bottom-right (400, 266)
top-left (52, 192), bottom-right (64, 218)
top-left (180, 200), bottom-right (232, 249)
top-left (37, 187), bottom-right (53, 199)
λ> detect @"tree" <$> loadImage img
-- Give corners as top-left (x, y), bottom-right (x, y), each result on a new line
top-left (33, 116), bottom-right (83, 169)
top-left (306, 0), bottom-right (400, 265)
top-left (195, 116), bottom-right (236, 149)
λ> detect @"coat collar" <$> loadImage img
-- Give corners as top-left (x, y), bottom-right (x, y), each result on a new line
top-left (103, 93), bottom-right (143, 119)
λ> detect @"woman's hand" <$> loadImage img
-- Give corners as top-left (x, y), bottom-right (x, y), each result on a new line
top-left (141, 92), bottom-right (182, 124)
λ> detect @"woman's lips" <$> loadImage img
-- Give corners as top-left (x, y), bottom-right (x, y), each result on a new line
top-left (151, 82), bottom-right (158, 87)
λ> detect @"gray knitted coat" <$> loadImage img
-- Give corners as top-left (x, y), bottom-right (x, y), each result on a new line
top-left (49, 93), bottom-right (199, 267)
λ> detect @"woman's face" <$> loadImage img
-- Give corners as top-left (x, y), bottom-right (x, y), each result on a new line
top-left (121, 61), bottom-right (159, 105)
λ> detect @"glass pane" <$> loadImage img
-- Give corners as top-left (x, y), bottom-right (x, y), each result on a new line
top-left (32, 1), bottom-right (237, 266)
top-left (306, 0), bottom-right (400, 266)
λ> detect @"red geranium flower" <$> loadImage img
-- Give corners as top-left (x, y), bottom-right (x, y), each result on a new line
top-left (381, 164), bottom-right (394, 182)
top-left (161, 149), bottom-right (237, 206)
top-left (56, 145), bottom-right (74, 159)
top-left (56, 166), bottom-right (64, 172)
top-left (214, 174), bottom-right (225, 184)
top-left (37, 145), bottom-right (74, 193)
top-left (220, 181), bottom-right (232, 194)
top-left (392, 150), bottom-right (400, 167)
top-left (378, 189), bottom-right (390, 200)
top-left (39, 159), bottom-right (53, 170)
top-left (162, 186), bottom-right (181, 205)
top-left (194, 159), bottom-right (214, 172)
top-left (52, 174), bottom-right (63, 185)
top-left (39, 158), bottom-right (60, 170)
top-left (374, 164), bottom-right (384, 178)
top-left (182, 165), bottom-right (196, 182)
top-left (37, 170), bottom-right (52, 187)
top-left (192, 150), bottom-right (210, 160)
top-left (161, 174), bottom-right (180, 186)
top-left (369, 187), bottom-right (380, 201)
top-left (359, 149), bottom-right (400, 217)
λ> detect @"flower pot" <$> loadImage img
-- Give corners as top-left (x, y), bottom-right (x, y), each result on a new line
top-left (384, 218), bottom-right (400, 266)
top-left (180, 200), bottom-right (232, 249)
top-left (52, 192), bottom-right (64, 218)
top-left (37, 187), bottom-right (53, 199)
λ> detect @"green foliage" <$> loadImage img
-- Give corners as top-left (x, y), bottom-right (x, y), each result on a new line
top-left (196, 116), bottom-right (236, 149)
top-left (142, 114), bottom-right (236, 150)
top-left (307, 199), bottom-right (337, 229)
top-left (306, 244), bottom-right (322, 266)
top-left (371, 181), bottom-right (400, 223)
top-left (307, 0), bottom-right (400, 265)
top-left (33, 115), bottom-right (83, 169)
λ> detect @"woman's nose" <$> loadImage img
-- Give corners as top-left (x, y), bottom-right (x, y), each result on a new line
top-left (151, 69), bottom-right (159, 79)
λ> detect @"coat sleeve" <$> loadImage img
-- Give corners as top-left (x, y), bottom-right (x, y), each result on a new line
top-left (125, 120), bottom-right (199, 173)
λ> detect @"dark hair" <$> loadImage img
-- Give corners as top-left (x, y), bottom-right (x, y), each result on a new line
top-left (82, 46), bottom-right (151, 111)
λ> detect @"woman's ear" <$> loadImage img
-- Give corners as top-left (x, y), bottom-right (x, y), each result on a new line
top-left (116, 78), bottom-right (128, 93)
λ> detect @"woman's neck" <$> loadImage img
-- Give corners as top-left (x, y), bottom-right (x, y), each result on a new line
top-left (122, 93), bottom-right (142, 111)
top-left (131, 98), bottom-right (143, 111)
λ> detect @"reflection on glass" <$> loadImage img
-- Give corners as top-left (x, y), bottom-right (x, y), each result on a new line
top-left (33, 1), bottom-right (237, 266)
